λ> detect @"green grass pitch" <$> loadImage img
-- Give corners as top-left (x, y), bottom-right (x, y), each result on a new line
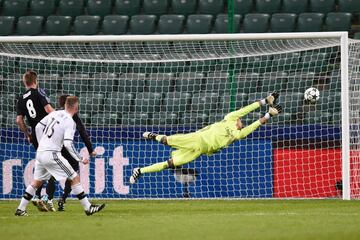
top-left (1, 200), bottom-right (360, 240)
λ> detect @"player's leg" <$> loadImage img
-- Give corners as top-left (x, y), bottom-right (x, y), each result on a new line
top-left (45, 176), bottom-right (56, 211)
top-left (143, 131), bottom-right (198, 150)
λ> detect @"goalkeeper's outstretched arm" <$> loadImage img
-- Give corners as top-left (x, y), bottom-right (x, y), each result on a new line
top-left (224, 91), bottom-right (279, 121)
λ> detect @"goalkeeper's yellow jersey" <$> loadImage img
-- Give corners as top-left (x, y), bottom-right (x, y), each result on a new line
top-left (195, 102), bottom-right (262, 155)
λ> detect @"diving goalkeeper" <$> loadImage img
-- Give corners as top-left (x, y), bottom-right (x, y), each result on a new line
top-left (129, 91), bottom-right (282, 184)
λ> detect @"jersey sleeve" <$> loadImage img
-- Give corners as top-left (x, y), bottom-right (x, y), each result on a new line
top-left (16, 97), bottom-right (26, 116)
top-left (63, 119), bottom-right (82, 162)
top-left (224, 102), bottom-right (261, 121)
top-left (37, 88), bottom-right (51, 107)
top-left (35, 114), bottom-right (51, 142)
top-left (73, 113), bottom-right (94, 154)
top-left (234, 120), bottom-right (262, 140)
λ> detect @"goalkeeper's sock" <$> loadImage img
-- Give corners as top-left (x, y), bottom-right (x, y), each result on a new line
top-left (140, 161), bottom-right (169, 173)
top-left (18, 185), bottom-right (37, 211)
top-left (72, 183), bottom-right (91, 211)
top-left (260, 99), bottom-right (267, 106)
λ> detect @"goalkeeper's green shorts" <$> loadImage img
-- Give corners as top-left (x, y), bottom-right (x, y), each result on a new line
top-left (167, 133), bottom-right (203, 166)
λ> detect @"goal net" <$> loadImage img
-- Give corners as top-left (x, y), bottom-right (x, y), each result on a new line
top-left (0, 33), bottom-right (358, 199)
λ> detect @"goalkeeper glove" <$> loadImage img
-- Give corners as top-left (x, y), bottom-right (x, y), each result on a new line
top-left (265, 91), bottom-right (280, 106)
top-left (269, 104), bottom-right (283, 117)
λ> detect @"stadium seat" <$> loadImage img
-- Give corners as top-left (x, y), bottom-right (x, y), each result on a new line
top-left (93, 113), bottom-right (119, 125)
top-left (234, 0), bottom-right (253, 15)
top-left (236, 73), bottom-right (259, 94)
top-left (204, 72), bottom-right (230, 93)
top-left (260, 72), bottom-right (288, 92)
top-left (309, 0), bottom-right (335, 13)
top-left (270, 13), bottom-right (297, 33)
top-left (191, 92), bottom-right (219, 112)
top-left (45, 16), bottom-right (72, 35)
top-left (171, 0), bottom-right (197, 15)
top-left (114, 0), bottom-right (141, 16)
top-left (152, 112), bottom-right (179, 125)
top-left (105, 92), bottom-right (134, 113)
top-left (304, 111), bottom-right (331, 124)
top-left (286, 72), bottom-right (315, 93)
top-left (243, 14), bottom-right (270, 33)
top-left (278, 92), bottom-right (303, 114)
top-left (175, 72), bottom-right (204, 93)
top-left (143, 0), bottom-right (169, 16)
top-left (297, 13), bottom-right (324, 32)
top-left (87, 0), bottom-right (112, 17)
top-left (271, 52), bottom-right (301, 71)
top-left (0, 16), bottom-right (15, 36)
top-left (91, 73), bottom-right (118, 92)
top-left (338, 0), bottom-right (360, 13)
top-left (135, 92), bottom-right (163, 113)
top-left (180, 112), bottom-right (209, 125)
top-left (62, 73), bottom-right (92, 94)
top-left (122, 113), bottom-right (149, 125)
top-left (354, 32), bottom-right (360, 39)
top-left (101, 15), bottom-right (128, 35)
top-left (301, 52), bottom-right (329, 72)
top-left (79, 93), bottom-right (104, 113)
top-left (214, 14), bottom-right (242, 33)
top-left (130, 15), bottom-right (157, 35)
top-left (158, 14), bottom-right (185, 34)
top-left (186, 14), bottom-right (213, 34)
top-left (17, 16), bottom-right (44, 36)
top-left (255, 0), bottom-right (281, 14)
top-left (118, 73), bottom-right (146, 92)
top-left (163, 92), bottom-right (192, 112)
top-left (74, 15), bottom-right (101, 35)
top-left (58, 0), bottom-right (84, 17)
top-left (325, 12), bottom-right (352, 31)
top-left (2, 0), bottom-right (29, 17)
top-left (243, 55), bottom-right (272, 73)
top-left (30, 0), bottom-right (56, 17)
top-left (3, 112), bottom-right (18, 127)
top-left (282, 0), bottom-right (308, 14)
top-left (218, 93), bottom-right (249, 114)
top-left (0, 94), bottom-right (17, 112)
top-left (198, 0), bottom-right (225, 15)
top-left (3, 74), bottom-right (25, 94)
top-left (147, 73), bottom-right (175, 93)
top-left (37, 73), bottom-right (60, 94)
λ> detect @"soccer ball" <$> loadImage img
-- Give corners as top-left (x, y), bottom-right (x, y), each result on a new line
top-left (304, 87), bottom-right (320, 103)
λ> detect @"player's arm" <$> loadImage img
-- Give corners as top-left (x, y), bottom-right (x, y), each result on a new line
top-left (15, 98), bottom-right (31, 142)
top-left (63, 120), bottom-right (85, 163)
top-left (73, 113), bottom-right (95, 157)
top-left (37, 88), bottom-right (54, 114)
top-left (224, 91), bottom-right (280, 121)
top-left (235, 105), bottom-right (282, 140)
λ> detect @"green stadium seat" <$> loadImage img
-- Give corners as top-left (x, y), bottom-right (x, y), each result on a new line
top-left (3, 74), bottom-right (26, 95)
top-left (58, 0), bottom-right (84, 17)
top-left (304, 111), bottom-right (331, 124)
top-left (243, 55), bottom-right (272, 73)
top-left (17, 16), bottom-right (44, 36)
top-left (247, 92), bottom-right (267, 103)
top-left (332, 112), bottom-right (341, 125)
top-left (0, 16), bottom-right (15, 36)
top-left (175, 72), bottom-right (204, 93)
top-left (134, 92), bottom-right (162, 113)
top-left (171, 0), bottom-right (197, 15)
top-left (354, 32), bottom-right (360, 39)
top-left (45, 16), bottom-right (72, 35)
top-left (180, 112), bottom-right (209, 125)
top-left (131, 54), bottom-right (161, 73)
top-left (325, 12), bottom-right (352, 31)
top-left (18, 58), bottom-right (45, 72)
top-left (101, 15), bottom-right (128, 35)
top-left (278, 92), bottom-right (303, 114)
top-left (329, 71), bottom-right (341, 91)
top-left (105, 92), bottom-right (134, 113)
top-left (152, 112), bottom-right (179, 125)
top-left (286, 72), bottom-right (315, 93)
top-left (143, 0), bottom-right (169, 16)
top-left (309, 0), bottom-right (335, 13)
top-left (260, 72), bottom-right (288, 92)
top-left (4, 112), bottom-right (18, 127)
top-left (214, 14), bottom-right (242, 33)
top-left (147, 73), bottom-right (175, 93)
top-left (219, 93), bottom-right (248, 114)
top-left (301, 52), bottom-right (329, 72)
top-left (243, 14), bottom-right (270, 33)
top-left (0, 94), bottom-right (17, 112)
top-left (270, 13), bottom-right (297, 33)
top-left (198, 0), bottom-right (224, 15)
top-left (297, 13), bottom-right (324, 32)
top-left (327, 92), bottom-right (341, 112)
top-left (163, 92), bottom-right (192, 112)
top-left (77, 112), bottom-right (91, 126)
top-left (236, 73), bottom-right (259, 94)
top-left (117, 73), bottom-right (146, 92)
top-left (37, 73), bottom-right (60, 94)
top-left (186, 14), bottom-right (213, 34)
top-left (191, 92), bottom-right (219, 112)
top-left (271, 52), bottom-right (301, 71)
top-left (74, 15), bottom-right (101, 35)
top-left (338, 0), bottom-right (360, 13)
top-left (234, 0), bottom-right (253, 15)
top-left (158, 14), bottom-right (185, 34)
top-left (79, 93), bottom-right (104, 113)
top-left (114, 0), bottom-right (141, 16)
top-left (122, 113), bottom-right (149, 125)
top-left (92, 113), bottom-right (119, 125)
top-left (2, 0), bottom-right (29, 17)
top-left (62, 73), bottom-right (92, 94)
top-left (87, 0), bottom-right (112, 17)
top-left (282, 0), bottom-right (308, 14)
top-left (255, 0), bottom-right (281, 14)
top-left (271, 112), bottom-right (293, 124)
top-left (205, 72), bottom-right (230, 93)
top-left (30, 0), bottom-right (56, 17)
top-left (130, 15), bottom-right (157, 35)
top-left (91, 73), bottom-right (118, 93)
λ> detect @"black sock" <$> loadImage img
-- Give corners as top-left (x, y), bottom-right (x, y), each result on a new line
top-left (35, 183), bottom-right (43, 198)
top-left (62, 179), bottom-right (72, 202)
top-left (46, 176), bottom-right (56, 200)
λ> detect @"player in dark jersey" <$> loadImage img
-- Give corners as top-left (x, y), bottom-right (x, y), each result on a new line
top-left (34, 95), bottom-right (96, 211)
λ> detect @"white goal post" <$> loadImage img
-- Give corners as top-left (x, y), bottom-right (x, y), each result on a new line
top-left (0, 32), bottom-right (357, 200)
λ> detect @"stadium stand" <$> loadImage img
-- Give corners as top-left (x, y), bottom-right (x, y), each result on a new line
top-left (30, 0), bottom-right (56, 17)
top-left (114, 0), bottom-right (141, 16)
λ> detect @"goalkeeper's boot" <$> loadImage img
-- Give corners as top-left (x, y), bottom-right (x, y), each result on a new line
top-left (46, 199), bottom-right (56, 212)
top-left (129, 168), bottom-right (141, 184)
top-left (58, 199), bottom-right (65, 212)
top-left (85, 203), bottom-right (105, 216)
top-left (15, 209), bottom-right (28, 217)
top-left (143, 132), bottom-right (158, 140)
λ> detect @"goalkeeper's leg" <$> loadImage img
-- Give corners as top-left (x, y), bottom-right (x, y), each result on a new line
top-left (143, 131), bottom-right (198, 150)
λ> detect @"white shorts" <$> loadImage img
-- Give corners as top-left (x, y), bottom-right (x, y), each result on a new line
top-left (34, 151), bottom-right (77, 181)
